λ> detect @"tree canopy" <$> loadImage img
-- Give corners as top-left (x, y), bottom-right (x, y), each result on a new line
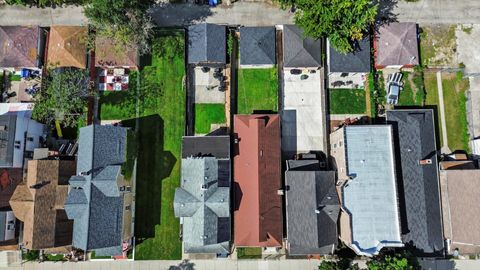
top-left (279, 0), bottom-right (377, 53)
top-left (32, 68), bottom-right (90, 128)
top-left (83, 0), bottom-right (154, 54)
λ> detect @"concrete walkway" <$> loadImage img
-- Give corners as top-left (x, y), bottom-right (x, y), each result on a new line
top-left (0, 5), bottom-right (86, 26)
top-left (436, 71), bottom-right (451, 154)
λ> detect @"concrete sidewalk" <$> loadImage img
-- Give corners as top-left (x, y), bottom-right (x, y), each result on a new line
top-left (0, 5), bottom-right (86, 26)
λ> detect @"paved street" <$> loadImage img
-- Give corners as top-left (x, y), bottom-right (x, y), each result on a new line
top-left (0, 5), bottom-right (86, 26)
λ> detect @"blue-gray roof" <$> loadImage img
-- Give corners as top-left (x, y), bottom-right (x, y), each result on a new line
top-left (386, 109), bottom-right (444, 255)
top-left (188, 23), bottom-right (226, 64)
top-left (64, 125), bottom-right (127, 256)
top-left (328, 37), bottom-right (371, 73)
top-left (240, 27), bottom-right (276, 66)
top-left (174, 156), bottom-right (230, 254)
top-left (0, 115), bottom-right (17, 168)
top-left (283, 25), bottom-right (322, 68)
top-left (342, 126), bottom-right (403, 256)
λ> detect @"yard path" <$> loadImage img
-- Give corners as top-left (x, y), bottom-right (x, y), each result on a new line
top-left (436, 71), bottom-right (451, 153)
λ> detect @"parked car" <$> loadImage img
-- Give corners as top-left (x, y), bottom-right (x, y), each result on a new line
top-left (386, 72), bottom-right (403, 105)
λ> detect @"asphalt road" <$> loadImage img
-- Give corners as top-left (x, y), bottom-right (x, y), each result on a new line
top-left (2, 0), bottom-right (480, 26)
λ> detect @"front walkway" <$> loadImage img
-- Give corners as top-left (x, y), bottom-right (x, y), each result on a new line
top-left (436, 71), bottom-right (451, 154)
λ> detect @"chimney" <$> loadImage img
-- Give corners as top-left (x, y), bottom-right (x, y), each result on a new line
top-left (419, 159), bottom-right (433, 165)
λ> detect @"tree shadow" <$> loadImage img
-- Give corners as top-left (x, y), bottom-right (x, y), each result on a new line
top-left (149, 3), bottom-right (213, 27)
top-left (168, 259), bottom-right (196, 270)
top-left (122, 115), bottom-right (177, 240)
top-left (375, 0), bottom-right (399, 28)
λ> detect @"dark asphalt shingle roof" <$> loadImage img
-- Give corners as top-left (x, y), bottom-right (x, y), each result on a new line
top-left (188, 23), bottom-right (226, 64)
top-left (328, 37), bottom-right (371, 73)
top-left (386, 109), bottom-right (444, 255)
top-left (283, 25), bottom-right (322, 68)
top-left (64, 125), bottom-right (127, 256)
top-left (240, 27), bottom-right (276, 66)
top-left (0, 115), bottom-right (17, 168)
top-left (285, 162), bottom-right (339, 255)
top-left (182, 136), bottom-right (230, 159)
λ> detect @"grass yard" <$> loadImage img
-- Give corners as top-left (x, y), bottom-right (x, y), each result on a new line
top-left (424, 72), bottom-right (443, 147)
top-left (236, 247), bottom-right (262, 259)
top-left (329, 89), bottom-right (367, 114)
top-left (98, 31), bottom-right (185, 260)
top-left (397, 72), bottom-right (425, 106)
top-left (441, 73), bottom-right (470, 152)
top-left (420, 25), bottom-right (457, 67)
top-left (195, 103), bottom-right (226, 134)
top-left (237, 68), bottom-right (278, 114)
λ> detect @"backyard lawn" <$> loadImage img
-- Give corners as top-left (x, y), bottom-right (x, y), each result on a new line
top-left (397, 72), bottom-right (425, 106)
top-left (236, 247), bottom-right (262, 259)
top-left (329, 88), bottom-right (367, 114)
top-left (420, 25), bottom-right (457, 67)
top-left (195, 103), bottom-right (226, 134)
top-left (98, 31), bottom-right (185, 260)
top-left (237, 68), bottom-right (278, 114)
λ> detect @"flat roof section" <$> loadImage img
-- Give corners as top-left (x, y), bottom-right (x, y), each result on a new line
top-left (342, 125), bottom-right (403, 256)
top-left (282, 70), bottom-right (325, 155)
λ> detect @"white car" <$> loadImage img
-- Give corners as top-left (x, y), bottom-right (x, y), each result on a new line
top-left (386, 72), bottom-right (403, 105)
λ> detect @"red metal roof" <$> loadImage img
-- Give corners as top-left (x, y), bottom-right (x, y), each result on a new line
top-left (233, 114), bottom-right (283, 247)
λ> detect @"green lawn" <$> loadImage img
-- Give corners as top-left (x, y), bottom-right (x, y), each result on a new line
top-left (98, 31), bottom-right (185, 260)
top-left (237, 68), bottom-right (278, 114)
top-left (441, 73), bottom-right (470, 152)
top-left (420, 25), bottom-right (457, 67)
top-left (329, 88), bottom-right (367, 114)
top-left (195, 103), bottom-right (226, 134)
top-left (236, 247), bottom-right (262, 259)
top-left (397, 72), bottom-right (425, 106)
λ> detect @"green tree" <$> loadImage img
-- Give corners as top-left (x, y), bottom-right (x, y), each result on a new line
top-left (278, 0), bottom-right (377, 53)
top-left (84, 0), bottom-right (154, 54)
top-left (367, 254), bottom-right (419, 270)
top-left (32, 68), bottom-right (90, 127)
top-left (319, 259), bottom-right (360, 270)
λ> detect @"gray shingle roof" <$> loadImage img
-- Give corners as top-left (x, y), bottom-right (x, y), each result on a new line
top-left (375, 22), bottom-right (419, 67)
top-left (283, 25), bottom-right (322, 68)
top-left (386, 109), bottom-right (444, 255)
top-left (0, 115), bottom-right (17, 168)
top-left (328, 37), bottom-right (371, 73)
top-left (174, 156), bottom-right (231, 254)
top-left (240, 27), bottom-right (276, 66)
top-left (64, 125), bottom-right (127, 256)
top-left (285, 162), bottom-right (339, 256)
top-left (182, 136), bottom-right (230, 159)
top-left (188, 23), bottom-right (226, 64)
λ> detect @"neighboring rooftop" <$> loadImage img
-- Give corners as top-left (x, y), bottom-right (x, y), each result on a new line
top-left (440, 168), bottom-right (480, 255)
top-left (283, 25), bottom-right (321, 68)
top-left (233, 114), bottom-right (283, 247)
top-left (95, 36), bottom-right (138, 68)
top-left (182, 136), bottom-right (230, 159)
top-left (188, 23), bottom-right (226, 64)
top-left (0, 168), bottom-right (22, 209)
top-left (64, 125), bottom-right (127, 256)
top-left (375, 22), bottom-right (419, 67)
top-left (239, 26), bottom-right (276, 66)
top-left (285, 160), bottom-right (339, 255)
top-left (387, 109), bottom-right (444, 255)
top-left (0, 115), bottom-right (17, 168)
top-left (328, 37), bottom-right (371, 73)
top-left (0, 26), bottom-right (40, 68)
top-left (9, 159), bottom-right (76, 250)
top-left (47, 26), bottom-right (87, 68)
top-left (174, 156), bottom-right (231, 254)
top-left (342, 125), bottom-right (403, 256)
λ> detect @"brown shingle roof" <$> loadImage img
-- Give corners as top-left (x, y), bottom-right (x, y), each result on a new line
top-left (0, 168), bottom-right (23, 209)
top-left (0, 26), bottom-right (40, 68)
top-left (233, 114), bottom-right (283, 247)
top-left (375, 22), bottom-right (419, 67)
top-left (47, 26), bottom-right (87, 68)
top-left (95, 36), bottom-right (138, 68)
top-left (9, 160), bottom-right (76, 250)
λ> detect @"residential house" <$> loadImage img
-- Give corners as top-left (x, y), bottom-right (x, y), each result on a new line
top-left (95, 36), bottom-right (138, 69)
top-left (285, 157), bottom-right (339, 256)
top-left (439, 160), bottom-right (480, 255)
top-left (0, 26), bottom-right (45, 69)
top-left (327, 37), bottom-right (371, 89)
top-left (9, 159), bottom-right (76, 250)
top-left (64, 125), bottom-right (133, 257)
top-left (0, 211), bottom-right (15, 245)
top-left (282, 25), bottom-right (321, 69)
top-left (239, 27), bottom-right (276, 67)
top-left (188, 23), bottom-right (226, 65)
top-left (0, 168), bottom-right (22, 249)
top-left (233, 114), bottom-right (283, 248)
top-left (330, 125), bottom-right (403, 256)
top-left (374, 22), bottom-right (419, 69)
top-left (174, 135), bottom-right (231, 255)
top-left (46, 26), bottom-right (87, 69)
top-left (386, 109), bottom-right (444, 255)
top-left (0, 115), bottom-right (46, 169)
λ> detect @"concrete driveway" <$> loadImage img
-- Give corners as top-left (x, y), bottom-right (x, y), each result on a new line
top-left (0, 5), bottom-right (86, 26)
top-left (456, 24), bottom-right (480, 74)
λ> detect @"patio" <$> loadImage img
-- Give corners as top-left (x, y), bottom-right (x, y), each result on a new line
top-left (1, 69), bottom-right (41, 103)
top-left (193, 66), bottom-right (227, 104)
top-left (328, 72), bottom-right (367, 89)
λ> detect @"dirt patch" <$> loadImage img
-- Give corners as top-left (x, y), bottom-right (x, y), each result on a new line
top-left (420, 24), bottom-right (458, 67)
top-left (407, 73), bottom-right (418, 96)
